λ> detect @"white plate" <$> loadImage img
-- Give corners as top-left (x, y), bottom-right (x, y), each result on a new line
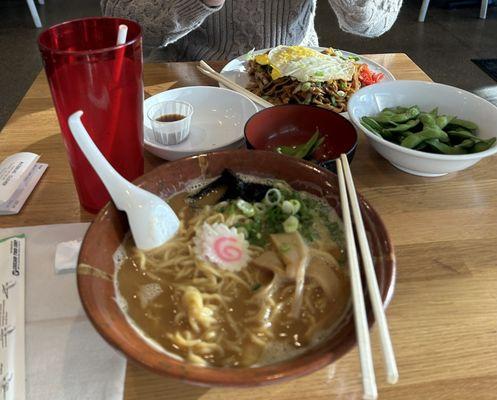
top-left (220, 47), bottom-right (395, 106)
top-left (144, 86), bottom-right (258, 160)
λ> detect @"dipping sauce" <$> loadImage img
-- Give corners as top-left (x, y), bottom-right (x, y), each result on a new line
top-left (156, 114), bottom-right (185, 122)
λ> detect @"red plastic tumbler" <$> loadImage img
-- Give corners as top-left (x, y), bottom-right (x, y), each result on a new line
top-left (38, 17), bottom-right (144, 213)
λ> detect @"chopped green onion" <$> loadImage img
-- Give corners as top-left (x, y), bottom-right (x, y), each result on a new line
top-left (281, 200), bottom-right (294, 214)
top-left (254, 202), bottom-right (266, 213)
top-left (337, 90), bottom-right (346, 97)
top-left (281, 199), bottom-right (301, 214)
top-left (301, 82), bottom-right (312, 91)
top-left (314, 71), bottom-right (325, 76)
top-left (236, 199), bottom-right (255, 217)
top-left (264, 188), bottom-right (282, 206)
top-left (289, 199), bottom-right (301, 213)
top-left (237, 226), bottom-right (249, 238)
top-left (283, 215), bottom-right (299, 233)
top-left (225, 202), bottom-right (237, 215)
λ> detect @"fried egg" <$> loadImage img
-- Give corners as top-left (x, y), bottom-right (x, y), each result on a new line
top-left (260, 45), bottom-right (355, 82)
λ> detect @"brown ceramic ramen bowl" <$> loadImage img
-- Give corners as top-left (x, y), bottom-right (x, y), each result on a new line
top-left (77, 149), bottom-right (396, 387)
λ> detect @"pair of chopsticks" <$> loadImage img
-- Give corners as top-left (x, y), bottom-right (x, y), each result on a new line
top-left (197, 60), bottom-right (274, 108)
top-left (336, 154), bottom-right (398, 400)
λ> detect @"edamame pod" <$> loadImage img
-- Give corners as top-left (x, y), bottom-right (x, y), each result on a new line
top-left (384, 119), bottom-right (420, 133)
top-left (419, 112), bottom-right (438, 127)
top-left (470, 137), bottom-right (496, 153)
top-left (435, 115), bottom-right (455, 129)
top-left (400, 127), bottom-right (448, 148)
top-left (447, 130), bottom-right (482, 142)
top-left (448, 118), bottom-right (479, 131)
top-left (425, 139), bottom-right (467, 154)
top-left (455, 139), bottom-right (476, 149)
top-left (361, 116), bottom-right (384, 136)
top-left (383, 106), bottom-right (409, 113)
top-left (372, 106), bottom-right (420, 124)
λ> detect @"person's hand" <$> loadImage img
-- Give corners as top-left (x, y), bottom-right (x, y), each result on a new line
top-left (203, 0), bottom-right (224, 6)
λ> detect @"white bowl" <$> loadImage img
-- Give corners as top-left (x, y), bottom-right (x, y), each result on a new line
top-left (144, 86), bottom-right (258, 160)
top-left (347, 80), bottom-right (497, 176)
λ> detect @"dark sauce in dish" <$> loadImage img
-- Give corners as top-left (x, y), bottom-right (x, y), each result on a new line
top-left (156, 114), bottom-right (185, 122)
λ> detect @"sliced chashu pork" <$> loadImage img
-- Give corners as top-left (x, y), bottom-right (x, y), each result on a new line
top-left (253, 232), bottom-right (344, 304)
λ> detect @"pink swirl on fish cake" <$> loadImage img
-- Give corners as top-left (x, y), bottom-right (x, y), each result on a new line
top-left (213, 237), bottom-right (242, 262)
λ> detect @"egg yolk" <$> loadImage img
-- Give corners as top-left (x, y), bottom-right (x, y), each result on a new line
top-left (254, 54), bottom-right (269, 65)
top-left (270, 46), bottom-right (321, 64)
top-left (271, 68), bottom-right (282, 80)
top-left (254, 47), bottom-right (329, 81)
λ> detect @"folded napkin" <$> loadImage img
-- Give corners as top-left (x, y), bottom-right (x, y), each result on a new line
top-left (54, 239), bottom-right (82, 274)
top-left (0, 223), bottom-right (127, 400)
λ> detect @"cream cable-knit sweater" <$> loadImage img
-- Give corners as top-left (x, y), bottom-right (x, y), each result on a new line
top-left (101, 0), bottom-right (402, 61)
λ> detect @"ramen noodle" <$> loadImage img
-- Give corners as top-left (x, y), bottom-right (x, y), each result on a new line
top-left (115, 172), bottom-right (350, 367)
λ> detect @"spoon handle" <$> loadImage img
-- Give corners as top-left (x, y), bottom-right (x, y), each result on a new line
top-left (68, 110), bottom-right (129, 210)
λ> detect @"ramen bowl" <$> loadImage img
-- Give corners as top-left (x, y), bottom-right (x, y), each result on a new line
top-left (77, 150), bottom-right (396, 387)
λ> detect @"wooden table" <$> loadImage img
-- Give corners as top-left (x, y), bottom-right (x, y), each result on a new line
top-left (2, 54), bottom-right (496, 399)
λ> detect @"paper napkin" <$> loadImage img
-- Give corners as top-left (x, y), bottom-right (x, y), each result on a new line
top-left (0, 223), bottom-right (127, 400)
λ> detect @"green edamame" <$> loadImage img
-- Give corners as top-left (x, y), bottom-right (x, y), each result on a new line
top-left (361, 117), bottom-right (383, 137)
top-left (447, 130), bottom-right (482, 142)
top-left (401, 127), bottom-right (448, 149)
top-left (384, 119), bottom-right (420, 133)
top-left (425, 139), bottom-right (467, 155)
top-left (435, 115), bottom-right (455, 129)
top-left (360, 105), bottom-right (495, 155)
top-left (455, 139), bottom-right (476, 149)
top-left (371, 106), bottom-right (420, 124)
top-left (470, 137), bottom-right (497, 153)
top-left (448, 118), bottom-right (478, 131)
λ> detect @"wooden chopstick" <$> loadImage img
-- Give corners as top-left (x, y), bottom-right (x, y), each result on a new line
top-left (336, 157), bottom-right (378, 400)
top-left (339, 154), bottom-right (399, 385)
top-left (197, 64), bottom-right (273, 108)
top-left (197, 60), bottom-right (274, 108)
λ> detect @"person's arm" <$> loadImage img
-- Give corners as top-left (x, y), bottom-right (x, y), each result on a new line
top-left (101, 0), bottom-right (224, 47)
top-left (328, 0), bottom-right (402, 38)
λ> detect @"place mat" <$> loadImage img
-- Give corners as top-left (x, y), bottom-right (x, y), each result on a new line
top-left (0, 223), bottom-right (127, 400)
top-left (471, 59), bottom-right (497, 82)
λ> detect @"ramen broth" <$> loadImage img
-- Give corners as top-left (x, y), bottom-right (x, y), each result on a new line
top-left (116, 175), bottom-right (350, 367)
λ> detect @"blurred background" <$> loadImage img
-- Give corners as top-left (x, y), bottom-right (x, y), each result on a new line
top-left (1, 0), bottom-right (496, 130)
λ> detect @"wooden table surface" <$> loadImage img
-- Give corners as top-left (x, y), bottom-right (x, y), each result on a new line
top-left (2, 54), bottom-right (496, 399)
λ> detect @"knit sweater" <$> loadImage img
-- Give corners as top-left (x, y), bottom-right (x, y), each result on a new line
top-left (101, 0), bottom-right (402, 61)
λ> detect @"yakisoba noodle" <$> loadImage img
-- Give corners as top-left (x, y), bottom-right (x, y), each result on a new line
top-left (116, 177), bottom-right (351, 367)
top-left (246, 48), bottom-right (383, 113)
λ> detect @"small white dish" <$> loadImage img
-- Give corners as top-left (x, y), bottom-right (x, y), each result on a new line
top-left (147, 101), bottom-right (193, 145)
top-left (347, 80), bottom-right (497, 177)
top-left (144, 86), bottom-right (258, 160)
